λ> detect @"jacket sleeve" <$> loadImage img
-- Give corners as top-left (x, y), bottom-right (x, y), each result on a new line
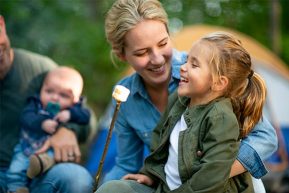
top-left (173, 111), bottom-right (240, 193)
top-left (150, 91), bottom-right (179, 152)
top-left (69, 98), bottom-right (91, 125)
top-left (237, 116), bottom-right (278, 178)
top-left (60, 99), bottom-right (95, 143)
top-left (20, 96), bottom-right (51, 135)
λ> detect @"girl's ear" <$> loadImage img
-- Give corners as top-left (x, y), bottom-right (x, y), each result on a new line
top-left (212, 76), bottom-right (228, 91)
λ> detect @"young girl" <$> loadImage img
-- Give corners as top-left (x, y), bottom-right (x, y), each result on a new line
top-left (96, 32), bottom-right (266, 193)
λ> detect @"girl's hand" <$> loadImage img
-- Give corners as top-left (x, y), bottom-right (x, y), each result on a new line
top-left (54, 110), bottom-right (71, 123)
top-left (123, 174), bottom-right (154, 186)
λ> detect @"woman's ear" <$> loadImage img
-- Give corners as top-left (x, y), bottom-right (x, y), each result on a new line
top-left (116, 52), bottom-right (127, 62)
top-left (212, 76), bottom-right (228, 91)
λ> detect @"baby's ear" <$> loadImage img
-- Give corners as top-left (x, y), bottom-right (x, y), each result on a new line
top-left (212, 76), bottom-right (228, 92)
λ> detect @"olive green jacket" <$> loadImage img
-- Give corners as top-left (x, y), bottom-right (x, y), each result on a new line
top-left (140, 92), bottom-right (253, 193)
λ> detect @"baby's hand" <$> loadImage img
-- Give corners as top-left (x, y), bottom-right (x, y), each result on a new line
top-left (54, 110), bottom-right (71, 123)
top-left (42, 119), bottom-right (58, 134)
top-left (123, 174), bottom-right (154, 186)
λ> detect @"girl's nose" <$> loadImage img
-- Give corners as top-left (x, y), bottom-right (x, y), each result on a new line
top-left (180, 63), bottom-right (187, 72)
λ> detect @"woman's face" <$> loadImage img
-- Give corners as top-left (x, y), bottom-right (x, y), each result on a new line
top-left (122, 20), bottom-right (173, 87)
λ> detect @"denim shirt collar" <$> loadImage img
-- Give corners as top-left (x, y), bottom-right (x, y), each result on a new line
top-left (130, 73), bottom-right (149, 100)
top-left (171, 49), bottom-right (184, 80)
top-left (130, 70), bottom-right (180, 100)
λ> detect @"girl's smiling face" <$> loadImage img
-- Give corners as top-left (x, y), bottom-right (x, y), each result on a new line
top-left (178, 41), bottom-right (215, 105)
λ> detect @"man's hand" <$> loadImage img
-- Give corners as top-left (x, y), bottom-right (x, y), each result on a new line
top-left (123, 174), bottom-right (154, 186)
top-left (36, 127), bottom-right (81, 163)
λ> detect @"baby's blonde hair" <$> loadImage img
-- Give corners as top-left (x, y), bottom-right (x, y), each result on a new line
top-left (201, 32), bottom-right (266, 138)
top-left (44, 66), bottom-right (83, 102)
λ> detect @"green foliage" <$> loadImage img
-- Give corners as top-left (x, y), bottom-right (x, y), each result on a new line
top-left (0, 0), bottom-right (124, 116)
top-left (1, 0), bottom-right (288, 117)
top-left (281, 0), bottom-right (289, 63)
top-left (162, 0), bottom-right (289, 64)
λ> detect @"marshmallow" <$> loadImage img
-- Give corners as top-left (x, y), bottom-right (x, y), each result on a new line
top-left (112, 85), bottom-right (130, 102)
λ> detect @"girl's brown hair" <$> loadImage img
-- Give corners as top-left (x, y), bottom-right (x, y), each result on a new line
top-left (202, 32), bottom-right (266, 138)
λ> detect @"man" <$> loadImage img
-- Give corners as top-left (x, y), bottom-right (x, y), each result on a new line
top-left (0, 15), bottom-right (93, 193)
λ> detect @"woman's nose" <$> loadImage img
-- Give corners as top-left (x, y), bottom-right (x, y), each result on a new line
top-left (150, 50), bottom-right (164, 65)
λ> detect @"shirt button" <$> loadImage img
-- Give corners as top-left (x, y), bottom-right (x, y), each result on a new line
top-left (196, 150), bottom-right (203, 157)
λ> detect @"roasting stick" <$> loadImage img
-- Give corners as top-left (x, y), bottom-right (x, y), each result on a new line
top-left (94, 85), bottom-right (130, 190)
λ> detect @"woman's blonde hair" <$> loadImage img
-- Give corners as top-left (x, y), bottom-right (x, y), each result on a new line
top-left (202, 32), bottom-right (267, 138)
top-left (105, 0), bottom-right (168, 57)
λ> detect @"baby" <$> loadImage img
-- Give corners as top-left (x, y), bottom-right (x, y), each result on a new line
top-left (7, 66), bottom-right (90, 193)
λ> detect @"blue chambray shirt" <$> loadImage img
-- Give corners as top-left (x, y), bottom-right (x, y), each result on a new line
top-left (102, 49), bottom-right (277, 182)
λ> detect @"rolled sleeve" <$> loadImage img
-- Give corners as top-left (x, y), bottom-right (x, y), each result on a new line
top-left (237, 142), bottom-right (267, 178)
top-left (237, 116), bottom-right (278, 178)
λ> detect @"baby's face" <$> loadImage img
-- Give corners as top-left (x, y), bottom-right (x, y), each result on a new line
top-left (40, 76), bottom-right (74, 110)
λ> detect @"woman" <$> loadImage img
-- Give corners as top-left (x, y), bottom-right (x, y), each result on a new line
top-left (97, 31), bottom-right (268, 193)
top-left (100, 0), bottom-right (277, 191)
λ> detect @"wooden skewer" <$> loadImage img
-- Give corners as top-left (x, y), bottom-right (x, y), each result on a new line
top-left (94, 101), bottom-right (121, 191)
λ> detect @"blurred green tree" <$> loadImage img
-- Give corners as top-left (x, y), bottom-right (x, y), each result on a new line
top-left (1, 0), bottom-right (288, 117)
top-left (0, 0), bottom-right (124, 116)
